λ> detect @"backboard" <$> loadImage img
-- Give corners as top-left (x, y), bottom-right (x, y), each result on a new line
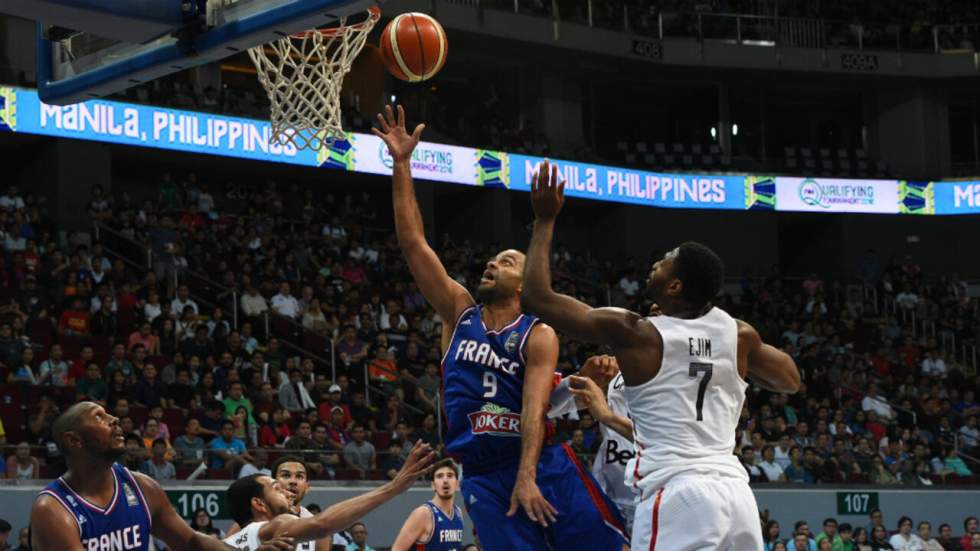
top-left (0, 0), bottom-right (379, 105)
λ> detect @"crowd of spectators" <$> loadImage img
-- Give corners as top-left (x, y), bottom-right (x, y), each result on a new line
top-left (0, 172), bottom-right (976, 489)
top-left (1, 508), bottom-right (979, 550)
top-left (760, 511), bottom-right (980, 551)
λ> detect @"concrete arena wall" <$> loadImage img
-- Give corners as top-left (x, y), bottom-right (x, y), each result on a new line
top-left (1, 483), bottom-right (978, 546)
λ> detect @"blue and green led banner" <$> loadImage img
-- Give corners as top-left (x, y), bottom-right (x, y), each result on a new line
top-left (0, 86), bottom-right (975, 215)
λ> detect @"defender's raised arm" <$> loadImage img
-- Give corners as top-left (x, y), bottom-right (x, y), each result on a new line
top-left (521, 161), bottom-right (653, 358)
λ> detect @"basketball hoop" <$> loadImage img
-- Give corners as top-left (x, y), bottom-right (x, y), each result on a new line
top-left (248, 6), bottom-right (380, 151)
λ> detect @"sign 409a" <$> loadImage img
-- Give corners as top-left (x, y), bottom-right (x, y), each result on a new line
top-left (167, 490), bottom-right (228, 520)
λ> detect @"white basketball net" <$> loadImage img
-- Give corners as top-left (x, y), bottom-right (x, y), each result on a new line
top-left (248, 8), bottom-right (379, 151)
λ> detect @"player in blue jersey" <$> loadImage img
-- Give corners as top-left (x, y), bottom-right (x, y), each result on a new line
top-left (375, 105), bottom-right (628, 551)
top-left (30, 401), bottom-right (294, 551)
top-left (391, 458), bottom-right (465, 551)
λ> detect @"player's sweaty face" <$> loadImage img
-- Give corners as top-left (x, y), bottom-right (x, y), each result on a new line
top-left (275, 463), bottom-right (309, 503)
top-left (80, 404), bottom-right (125, 458)
top-left (646, 250), bottom-right (677, 301)
top-left (478, 250), bottom-right (524, 298)
top-left (261, 478), bottom-right (292, 515)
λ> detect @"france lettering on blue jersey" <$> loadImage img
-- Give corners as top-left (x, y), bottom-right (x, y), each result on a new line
top-left (441, 305), bottom-right (539, 471)
top-left (415, 501), bottom-right (464, 551)
top-left (36, 463), bottom-right (152, 551)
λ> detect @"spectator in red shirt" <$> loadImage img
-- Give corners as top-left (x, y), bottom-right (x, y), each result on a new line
top-left (68, 345), bottom-right (94, 382)
top-left (318, 384), bottom-right (352, 428)
top-left (128, 321), bottom-right (160, 355)
top-left (116, 281), bottom-right (139, 311)
top-left (962, 516), bottom-right (979, 551)
top-left (862, 410), bottom-right (886, 444)
top-left (58, 297), bottom-right (91, 336)
top-left (259, 407), bottom-right (293, 447)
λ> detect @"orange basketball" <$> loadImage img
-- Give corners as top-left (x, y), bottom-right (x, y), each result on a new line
top-left (379, 13), bottom-right (448, 82)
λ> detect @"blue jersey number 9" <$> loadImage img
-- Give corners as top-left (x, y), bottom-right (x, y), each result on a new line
top-left (482, 372), bottom-right (497, 398)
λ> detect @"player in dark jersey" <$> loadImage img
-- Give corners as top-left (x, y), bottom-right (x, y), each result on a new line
top-left (391, 458), bottom-right (465, 551)
top-left (375, 105), bottom-right (627, 551)
top-left (30, 401), bottom-right (294, 551)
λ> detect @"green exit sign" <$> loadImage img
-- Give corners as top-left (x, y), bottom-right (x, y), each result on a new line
top-left (836, 492), bottom-right (878, 515)
top-left (166, 490), bottom-right (228, 520)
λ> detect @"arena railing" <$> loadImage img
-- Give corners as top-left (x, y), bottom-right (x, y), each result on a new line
top-left (476, 0), bottom-right (956, 53)
top-left (933, 23), bottom-right (980, 53)
top-left (93, 219), bottom-right (437, 439)
top-left (93, 220), bottom-right (339, 378)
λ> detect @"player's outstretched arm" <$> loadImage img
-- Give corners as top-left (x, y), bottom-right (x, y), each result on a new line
top-left (521, 160), bottom-right (648, 349)
top-left (738, 320), bottom-right (800, 393)
top-left (373, 105), bottom-right (474, 324)
top-left (30, 495), bottom-right (86, 551)
top-left (132, 471), bottom-right (294, 551)
top-left (263, 441), bottom-right (437, 542)
top-left (389, 505), bottom-right (431, 551)
top-left (507, 323), bottom-right (560, 528)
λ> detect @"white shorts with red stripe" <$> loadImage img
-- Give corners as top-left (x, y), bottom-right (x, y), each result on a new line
top-left (631, 475), bottom-right (762, 551)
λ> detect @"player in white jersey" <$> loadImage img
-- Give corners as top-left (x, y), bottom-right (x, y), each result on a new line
top-left (567, 357), bottom-right (638, 535)
top-left (226, 457), bottom-right (332, 549)
top-left (522, 162), bottom-right (801, 551)
top-left (549, 354), bottom-right (637, 536)
top-left (224, 442), bottom-right (435, 551)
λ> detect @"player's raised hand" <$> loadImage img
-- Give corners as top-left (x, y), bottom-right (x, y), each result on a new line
top-left (578, 354), bottom-right (619, 388)
top-left (530, 159), bottom-right (565, 222)
top-left (507, 474), bottom-right (558, 528)
top-left (372, 104), bottom-right (425, 164)
top-left (255, 536), bottom-right (296, 551)
top-left (389, 440), bottom-right (436, 493)
top-left (569, 375), bottom-right (618, 430)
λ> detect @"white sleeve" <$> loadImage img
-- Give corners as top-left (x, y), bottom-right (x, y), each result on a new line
top-left (547, 376), bottom-right (577, 419)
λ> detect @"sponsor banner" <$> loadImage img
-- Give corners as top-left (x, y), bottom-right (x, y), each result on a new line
top-left (4, 86), bottom-right (315, 165)
top-left (507, 154), bottom-right (756, 210)
top-left (2, 86), bottom-right (978, 216)
top-left (933, 181), bottom-right (980, 215)
top-left (348, 133), bottom-right (479, 185)
top-left (775, 177), bottom-right (901, 214)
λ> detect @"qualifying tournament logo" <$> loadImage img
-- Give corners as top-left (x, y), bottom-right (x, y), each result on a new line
top-left (798, 178), bottom-right (875, 208)
top-left (468, 403), bottom-right (521, 437)
top-left (380, 141), bottom-right (454, 174)
top-left (798, 178), bottom-right (824, 207)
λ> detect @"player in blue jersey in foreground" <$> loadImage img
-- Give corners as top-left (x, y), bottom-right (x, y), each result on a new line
top-left (30, 401), bottom-right (294, 551)
top-left (391, 458), bottom-right (465, 551)
top-left (375, 105), bottom-right (628, 551)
